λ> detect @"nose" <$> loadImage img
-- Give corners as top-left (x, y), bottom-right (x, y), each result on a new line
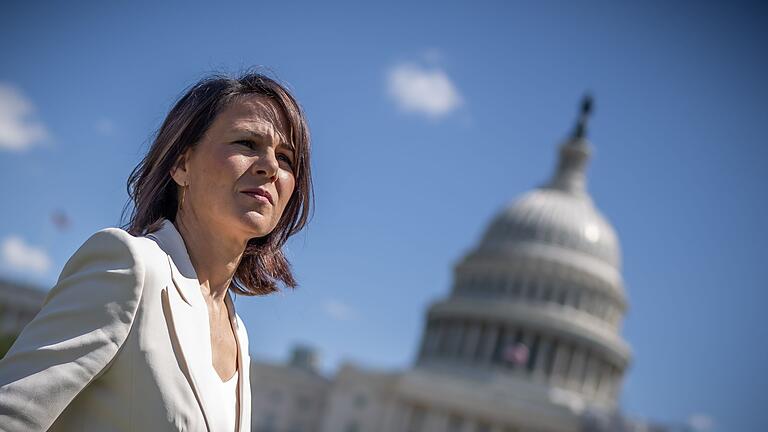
top-left (252, 150), bottom-right (279, 182)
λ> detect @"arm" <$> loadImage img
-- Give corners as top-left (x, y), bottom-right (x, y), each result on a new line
top-left (0, 228), bottom-right (145, 432)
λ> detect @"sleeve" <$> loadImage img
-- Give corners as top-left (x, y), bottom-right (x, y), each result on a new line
top-left (0, 228), bottom-right (146, 432)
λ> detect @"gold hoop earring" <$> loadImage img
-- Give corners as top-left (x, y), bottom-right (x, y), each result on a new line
top-left (180, 183), bottom-right (187, 210)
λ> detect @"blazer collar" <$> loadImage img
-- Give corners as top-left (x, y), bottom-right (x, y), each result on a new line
top-left (147, 218), bottom-right (250, 432)
top-left (147, 219), bottom-right (203, 308)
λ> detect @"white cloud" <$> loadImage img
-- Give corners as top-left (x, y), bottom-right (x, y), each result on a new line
top-left (387, 63), bottom-right (462, 119)
top-left (0, 83), bottom-right (49, 151)
top-left (95, 118), bottom-right (114, 135)
top-left (322, 299), bottom-right (357, 321)
top-left (1, 236), bottom-right (51, 273)
top-left (687, 414), bottom-right (714, 431)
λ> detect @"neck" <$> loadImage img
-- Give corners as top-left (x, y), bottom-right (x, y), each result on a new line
top-left (173, 212), bottom-right (246, 304)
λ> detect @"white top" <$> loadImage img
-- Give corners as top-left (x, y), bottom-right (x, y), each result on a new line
top-left (210, 369), bottom-right (239, 432)
top-left (207, 289), bottom-right (241, 432)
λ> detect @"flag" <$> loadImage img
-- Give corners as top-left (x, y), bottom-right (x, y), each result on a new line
top-left (503, 342), bottom-right (529, 366)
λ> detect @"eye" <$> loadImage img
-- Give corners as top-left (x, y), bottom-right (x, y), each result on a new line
top-left (235, 140), bottom-right (256, 149)
top-left (277, 153), bottom-right (294, 168)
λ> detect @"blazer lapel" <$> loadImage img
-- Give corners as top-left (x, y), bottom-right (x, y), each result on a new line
top-left (148, 220), bottom-right (215, 431)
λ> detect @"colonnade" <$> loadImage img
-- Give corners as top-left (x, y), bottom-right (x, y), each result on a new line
top-left (451, 271), bottom-right (623, 328)
top-left (417, 318), bottom-right (622, 402)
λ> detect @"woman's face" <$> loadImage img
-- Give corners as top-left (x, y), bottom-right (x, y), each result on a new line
top-left (172, 94), bottom-right (296, 243)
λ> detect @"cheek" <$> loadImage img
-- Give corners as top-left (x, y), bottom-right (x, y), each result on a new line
top-left (200, 155), bottom-right (249, 188)
top-left (276, 173), bottom-right (296, 210)
top-left (189, 155), bottom-right (250, 209)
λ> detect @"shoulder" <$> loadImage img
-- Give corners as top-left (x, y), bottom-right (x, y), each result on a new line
top-left (61, 227), bottom-right (167, 288)
top-left (44, 226), bottom-right (172, 323)
top-left (47, 227), bottom-right (158, 320)
top-left (63, 228), bottom-right (142, 272)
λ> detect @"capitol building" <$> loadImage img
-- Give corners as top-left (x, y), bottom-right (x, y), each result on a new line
top-left (248, 99), bottom-right (670, 432)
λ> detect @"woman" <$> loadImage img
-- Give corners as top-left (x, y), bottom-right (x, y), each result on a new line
top-left (0, 72), bottom-right (313, 432)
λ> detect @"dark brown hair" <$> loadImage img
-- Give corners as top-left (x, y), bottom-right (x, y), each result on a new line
top-left (123, 71), bottom-right (313, 296)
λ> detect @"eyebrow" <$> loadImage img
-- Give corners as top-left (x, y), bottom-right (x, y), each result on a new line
top-left (235, 126), bottom-right (295, 152)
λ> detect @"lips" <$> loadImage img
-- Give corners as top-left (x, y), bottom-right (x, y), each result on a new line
top-left (241, 188), bottom-right (273, 205)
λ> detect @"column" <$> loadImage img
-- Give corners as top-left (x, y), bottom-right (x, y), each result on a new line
top-left (595, 363), bottom-right (612, 401)
top-left (447, 321), bottom-right (465, 359)
top-left (436, 320), bottom-right (449, 355)
top-left (525, 332), bottom-right (541, 373)
top-left (609, 367), bottom-right (623, 400)
top-left (550, 341), bottom-right (572, 385)
top-left (510, 278), bottom-right (521, 299)
top-left (461, 321), bottom-right (482, 361)
top-left (518, 330), bottom-right (535, 373)
top-left (567, 346), bottom-right (586, 390)
top-left (497, 326), bottom-right (515, 368)
top-left (427, 320), bottom-right (443, 356)
top-left (532, 335), bottom-right (553, 381)
top-left (478, 324), bottom-right (499, 365)
top-left (581, 291), bottom-right (593, 315)
top-left (556, 287), bottom-right (567, 305)
top-left (581, 352), bottom-right (601, 396)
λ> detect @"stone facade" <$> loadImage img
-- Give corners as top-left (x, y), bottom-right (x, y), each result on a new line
top-left (250, 345), bottom-right (331, 432)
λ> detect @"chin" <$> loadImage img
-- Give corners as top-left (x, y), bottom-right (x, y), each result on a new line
top-left (239, 213), bottom-right (276, 238)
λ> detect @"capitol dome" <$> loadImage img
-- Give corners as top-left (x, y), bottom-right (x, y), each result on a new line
top-left (414, 97), bottom-right (632, 424)
top-left (481, 166), bottom-right (621, 270)
top-left (480, 95), bottom-right (622, 273)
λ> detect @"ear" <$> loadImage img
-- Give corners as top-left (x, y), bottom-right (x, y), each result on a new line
top-left (169, 150), bottom-right (191, 187)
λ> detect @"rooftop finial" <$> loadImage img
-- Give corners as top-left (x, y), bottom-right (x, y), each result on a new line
top-left (544, 94), bottom-right (594, 197)
top-left (573, 93), bottom-right (593, 139)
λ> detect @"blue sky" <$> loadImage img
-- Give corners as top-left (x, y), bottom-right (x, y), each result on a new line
top-left (1, 1), bottom-right (766, 430)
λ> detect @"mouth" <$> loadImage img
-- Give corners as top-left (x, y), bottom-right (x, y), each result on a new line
top-left (241, 188), bottom-right (274, 205)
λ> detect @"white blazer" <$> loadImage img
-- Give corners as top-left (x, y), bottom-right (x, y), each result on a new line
top-left (0, 219), bottom-right (251, 432)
